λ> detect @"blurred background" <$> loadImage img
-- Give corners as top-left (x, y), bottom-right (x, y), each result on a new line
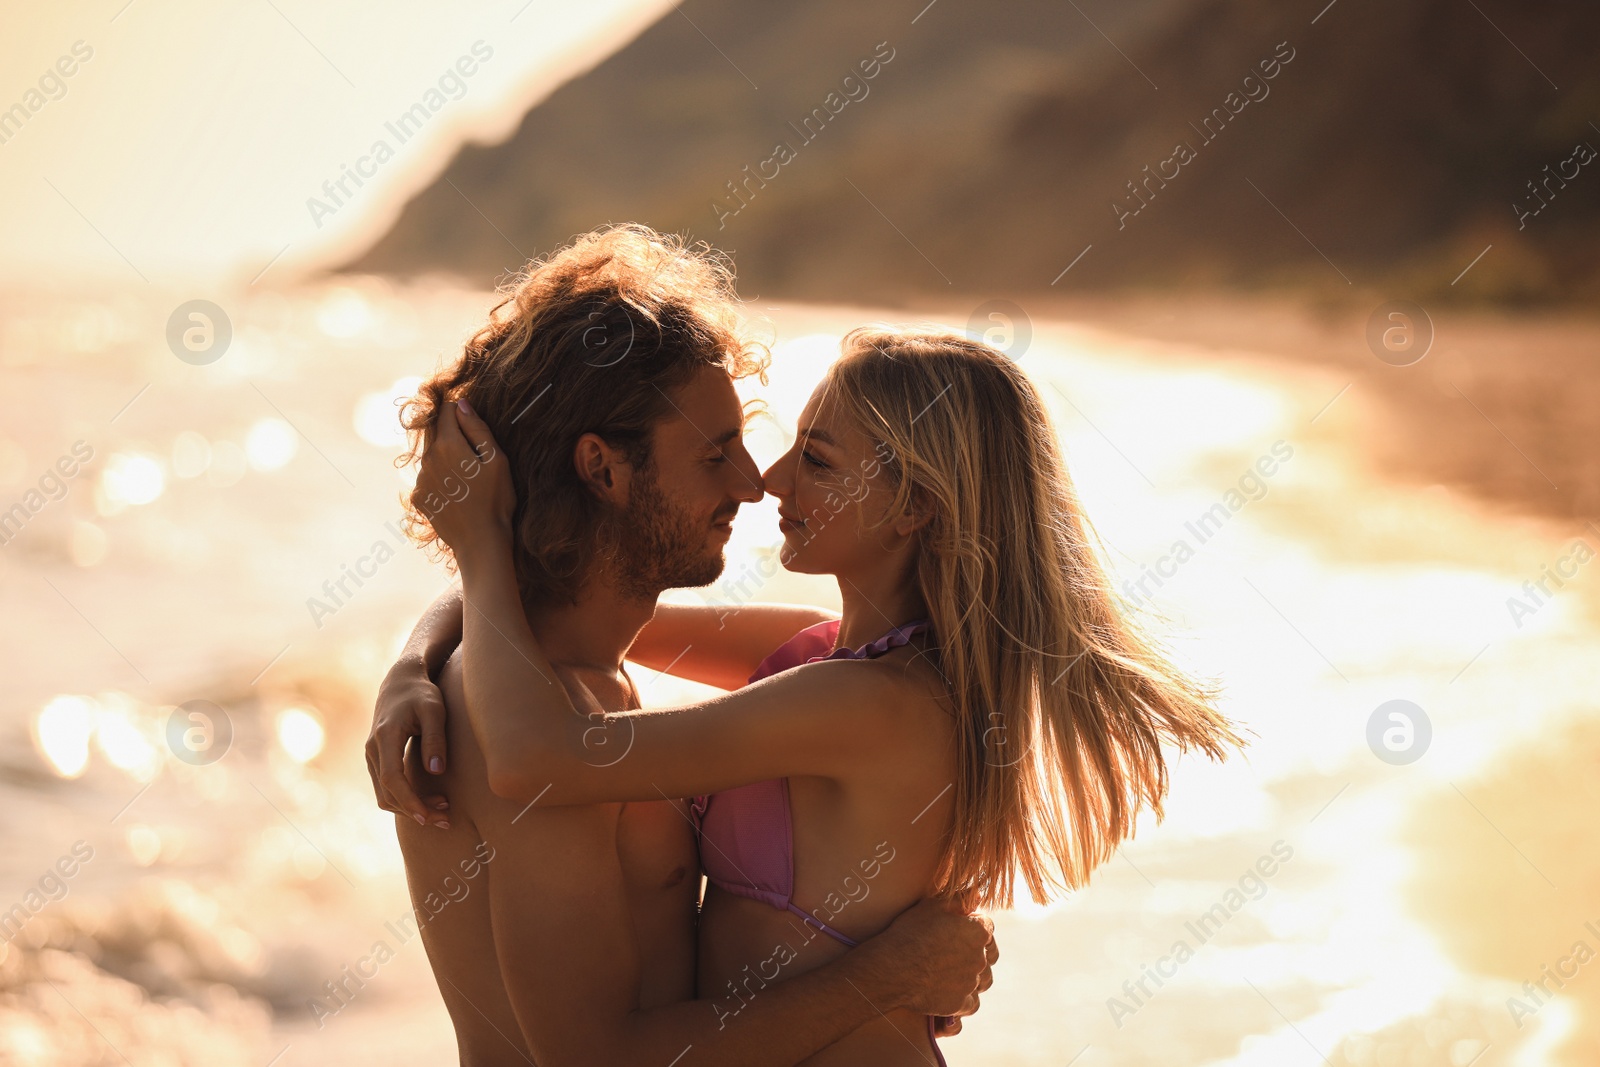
top-left (1, 1), bottom-right (1596, 1064)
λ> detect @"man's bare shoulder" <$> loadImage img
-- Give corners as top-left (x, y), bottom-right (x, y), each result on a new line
top-left (406, 651), bottom-right (616, 844)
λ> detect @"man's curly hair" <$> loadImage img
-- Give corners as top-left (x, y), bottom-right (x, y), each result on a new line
top-left (401, 224), bottom-right (768, 607)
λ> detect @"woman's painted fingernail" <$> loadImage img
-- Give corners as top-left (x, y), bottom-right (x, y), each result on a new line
top-left (457, 398), bottom-right (475, 417)
top-left (429, 757), bottom-right (443, 773)
top-left (413, 813), bottom-right (426, 825)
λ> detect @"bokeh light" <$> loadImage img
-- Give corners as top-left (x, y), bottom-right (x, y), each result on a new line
top-left (275, 707), bottom-right (326, 764)
top-left (33, 694), bottom-right (94, 778)
top-left (98, 452), bottom-right (166, 511)
top-left (317, 288), bottom-right (373, 339)
top-left (354, 376), bottom-right (423, 447)
top-left (244, 419), bottom-right (298, 472)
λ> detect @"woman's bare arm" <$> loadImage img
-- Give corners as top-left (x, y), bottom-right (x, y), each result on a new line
top-left (627, 602), bottom-right (839, 689)
top-left (459, 541), bottom-right (905, 805)
top-left (365, 587), bottom-right (836, 822)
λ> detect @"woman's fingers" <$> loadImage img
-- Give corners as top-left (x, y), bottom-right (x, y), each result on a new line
top-left (400, 729), bottom-right (451, 829)
top-left (412, 406), bottom-right (460, 519)
top-left (364, 739), bottom-right (392, 813)
top-left (423, 402), bottom-right (479, 475)
top-left (429, 398), bottom-right (493, 469)
top-left (376, 714), bottom-right (434, 827)
top-left (435, 397), bottom-right (467, 448)
top-left (453, 398), bottom-right (502, 463)
top-left (416, 690), bottom-right (449, 777)
top-left (410, 396), bottom-right (516, 549)
top-left (453, 400), bottom-right (513, 518)
top-left (414, 793), bottom-right (451, 829)
top-left (420, 402), bottom-right (463, 476)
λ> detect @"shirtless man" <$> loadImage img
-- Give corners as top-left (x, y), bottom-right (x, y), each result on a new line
top-left (365, 226), bottom-right (994, 1065)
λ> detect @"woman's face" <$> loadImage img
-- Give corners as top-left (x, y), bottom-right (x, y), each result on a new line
top-left (761, 386), bottom-right (907, 575)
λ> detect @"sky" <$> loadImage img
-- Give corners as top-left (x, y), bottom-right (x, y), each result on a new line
top-left (0, 0), bottom-right (669, 286)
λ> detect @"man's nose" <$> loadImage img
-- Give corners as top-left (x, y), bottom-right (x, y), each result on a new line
top-left (729, 444), bottom-right (765, 502)
top-left (731, 477), bottom-right (763, 504)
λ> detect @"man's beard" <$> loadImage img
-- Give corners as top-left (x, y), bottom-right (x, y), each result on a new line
top-left (606, 460), bottom-right (727, 600)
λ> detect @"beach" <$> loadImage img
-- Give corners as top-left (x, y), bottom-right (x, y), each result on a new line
top-left (1, 278), bottom-right (1595, 1066)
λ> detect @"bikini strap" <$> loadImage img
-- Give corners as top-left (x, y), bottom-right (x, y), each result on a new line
top-left (784, 901), bottom-right (859, 947)
top-left (806, 618), bottom-right (932, 664)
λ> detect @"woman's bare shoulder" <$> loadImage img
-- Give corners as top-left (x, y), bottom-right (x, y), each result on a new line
top-left (820, 648), bottom-right (955, 737)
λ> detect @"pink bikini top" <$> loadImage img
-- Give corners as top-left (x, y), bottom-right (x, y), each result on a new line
top-left (689, 617), bottom-right (931, 946)
top-left (690, 617), bottom-right (953, 1063)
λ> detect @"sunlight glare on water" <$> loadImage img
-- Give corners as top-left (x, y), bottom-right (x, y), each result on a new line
top-left (245, 418), bottom-right (298, 471)
top-left (354, 376), bottom-right (424, 447)
top-left (33, 694), bottom-right (95, 778)
top-left (97, 451), bottom-right (166, 512)
top-left (276, 706), bottom-right (327, 764)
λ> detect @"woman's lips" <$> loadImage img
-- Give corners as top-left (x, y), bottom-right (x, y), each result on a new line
top-left (778, 513), bottom-right (806, 534)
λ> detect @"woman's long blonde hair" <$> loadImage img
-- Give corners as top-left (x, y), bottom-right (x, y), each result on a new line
top-left (820, 326), bottom-right (1249, 909)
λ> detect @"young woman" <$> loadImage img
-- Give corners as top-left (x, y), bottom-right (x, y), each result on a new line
top-left (399, 326), bottom-right (1247, 1064)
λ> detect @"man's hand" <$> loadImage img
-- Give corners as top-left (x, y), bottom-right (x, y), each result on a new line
top-left (366, 655), bottom-right (452, 829)
top-left (857, 897), bottom-right (997, 1025)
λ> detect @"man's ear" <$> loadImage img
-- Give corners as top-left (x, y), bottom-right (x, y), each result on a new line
top-left (573, 433), bottom-right (633, 504)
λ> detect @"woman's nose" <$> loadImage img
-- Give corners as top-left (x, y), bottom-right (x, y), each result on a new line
top-left (760, 456), bottom-right (790, 496)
